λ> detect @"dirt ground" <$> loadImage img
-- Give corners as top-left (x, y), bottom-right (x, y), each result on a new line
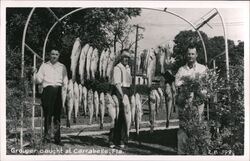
top-left (7, 96), bottom-right (179, 155)
top-left (7, 127), bottom-right (178, 155)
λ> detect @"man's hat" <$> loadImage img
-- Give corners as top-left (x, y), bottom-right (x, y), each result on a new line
top-left (120, 50), bottom-right (131, 58)
top-left (51, 49), bottom-right (60, 55)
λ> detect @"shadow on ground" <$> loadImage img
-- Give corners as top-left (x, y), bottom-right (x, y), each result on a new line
top-left (62, 129), bottom-right (178, 155)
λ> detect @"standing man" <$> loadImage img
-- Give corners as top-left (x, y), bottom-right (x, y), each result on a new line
top-left (175, 45), bottom-right (207, 119)
top-left (34, 49), bottom-right (68, 146)
top-left (175, 44), bottom-right (208, 154)
top-left (110, 49), bottom-right (132, 148)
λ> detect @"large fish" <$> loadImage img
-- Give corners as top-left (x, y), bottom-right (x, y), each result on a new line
top-left (106, 49), bottom-right (116, 82)
top-left (153, 89), bottom-right (161, 114)
top-left (66, 79), bottom-right (74, 128)
top-left (149, 90), bottom-right (156, 132)
top-left (78, 84), bottom-right (83, 113)
top-left (164, 41), bottom-right (175, 67)
top-left (112, 95), bottom-right (119, 123)
top-left (73, 82), bottom-right (80, 123)
top-left (105, 93), bottom-right (116, 128)
top-left (86, 46), bottom-right (93, 80)
top-left (135, 93), bottom-right (142, 136)
top-left (136, 51), bottom-right (142, 72)
top-left (146, 49), bottom-right (156, 87)
top-left (157, 46), bottom-right (166, 74)
top-left (90, 48), bottom-right (99, 80)
top-left (61, 76), bottom-right (68, 113)
top-left (94, 91), bottom-right (99, 121)
top-left (82, 86), bottom-right (88, 116)
top-left (99, 92), bottom-right (105, 129)
top-left (70, 37), bottom-right (81, 82)
top-left (87, 89), bottom-right (94, 124)
top-left (130, 95), bottom-right (136, 126)
top-left (143, 49), bottom-right (150, 74)
top-left (102, 50), bottom-right (110, 79)
top-left (99, 50), bottom-right (106, 78)
top-left (123, 94), bottom-right (131, 138)
top-left (79, 44), bottom-right (89, 85)
top-left (157, 87), bottom-right (164, 110)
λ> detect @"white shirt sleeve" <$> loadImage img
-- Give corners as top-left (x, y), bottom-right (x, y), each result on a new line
top-left (175, 67), bottom-right (184, 87)
top-left (113, 66), bottom-right (122, 85)
top-left (35, 63), bottom-right (45, 84)
top-left (62, 65), bottom-right (68, 86)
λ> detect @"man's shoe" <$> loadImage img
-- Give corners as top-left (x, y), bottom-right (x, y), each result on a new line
top-left (119, 144), bottom-right (125, 148)
top-left (109, 144), bottom-right (115, 148)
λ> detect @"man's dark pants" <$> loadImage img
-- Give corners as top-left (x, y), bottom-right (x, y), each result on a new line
top-left (109, 87), bottom-right (130, 145)
top-left (41, 86), bottom-right (62, 143)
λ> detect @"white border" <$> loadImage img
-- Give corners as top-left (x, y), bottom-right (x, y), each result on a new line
top-left (1, 1), bottom-right (249, 161)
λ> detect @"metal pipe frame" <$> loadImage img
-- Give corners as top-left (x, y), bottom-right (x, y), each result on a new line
top-left (215, 8), bottom-right (229, 81)
top-left (42, 8), bottom-right (208, 65)
top-left (145, 8), bottom-right (208, 65)
top-left (21, 7), bottom-right (36, 149)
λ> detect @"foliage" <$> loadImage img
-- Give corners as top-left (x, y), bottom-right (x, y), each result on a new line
top-left (208, 65), bottom-right (244, 155)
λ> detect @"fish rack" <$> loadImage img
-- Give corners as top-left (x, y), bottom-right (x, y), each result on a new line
top-left (20, 7), bottom-right (229, 150)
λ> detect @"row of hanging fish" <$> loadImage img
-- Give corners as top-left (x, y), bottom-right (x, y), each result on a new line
top-left (70, 37), bottom-right (120, 84)
top-left (62, 77), bottom-right (143, 132)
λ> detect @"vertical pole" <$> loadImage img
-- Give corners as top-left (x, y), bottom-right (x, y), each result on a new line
top-left (216, 9), bottom-right (229, 81)
top-left (21, 8), bottom-right (35, 150)
top-left (133, 25), bottom-right (139, 95)
top-left (114, 34), bottom-right (117, 54)
top-left (32, 55), bottom-right (36, 130)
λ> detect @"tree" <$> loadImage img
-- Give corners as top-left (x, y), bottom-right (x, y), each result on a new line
top-left (6, 8), bottom-right (141, 82)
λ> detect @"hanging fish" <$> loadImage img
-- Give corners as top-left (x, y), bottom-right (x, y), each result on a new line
top-left (146, 48), bottom-right (156, 87)
top-left (99, 92), bottom-right (105, 129)
top-left (106, 48), bottom-right (116, 82)
top-left (94, 91), bottom-right (99, 121)
top-left (157, 87), bottom-right (164, 110)
top-left (153, 89), bottom-right (161, 114)
top-left (136, 51), bottom-right (142, 73)
top-left (73, 82), bottom-right (79, 123)
top-left (70, 37), bottom-right (81, 82)
top-left (82, 86), bottom-right (88, 117)
top-left (86, 46), bottom-right (93, 80)
top-left (135, 93), bottom-right (142, 136)
top-left (87, 89), bottom-right (94, 124)
top-left (123, 94), bottom-right (131, 138)
top-left (102, 50), bottom-right (110, 79)
top-left (99, 50), bottom-right (106, 79)
top-left (78, 84), bottom-right (83, 113)
top-left (149, 90), bottom-right (156, 133)
top-left (61, 76), bottom-right (68, 114)
top-left (66, 79), bottom-right (74, 128)
top-left (130, 95), bottom-right (136, 126)
top-left (79, 44), bottom-right (89, 85)
top-left (105, 93), bottom-right (116, 128)
top-left (112, 95), bottom-right (119, 123)
top-left (90, 48), bottom-right (99, 80)
top-left (157, 46), bottom-right (166, 74)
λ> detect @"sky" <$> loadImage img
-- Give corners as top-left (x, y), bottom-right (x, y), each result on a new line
top-left (128, 8), bottom-right (245, 50)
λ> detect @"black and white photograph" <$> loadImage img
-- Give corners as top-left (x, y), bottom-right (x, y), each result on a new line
top-left (1, 1), bottom-right (249, 161)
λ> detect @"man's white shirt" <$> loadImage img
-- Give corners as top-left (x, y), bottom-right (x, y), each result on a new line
top-left (175, 62), bottom-right (207, 87)
top-left (35, 61), bottom-right (68, 88)
top-left (113, 62), bottom-right (132, 87)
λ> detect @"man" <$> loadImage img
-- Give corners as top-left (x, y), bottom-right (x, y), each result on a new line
top-left (175, 45), bottom-right (207, 154)
top-left (34, 49), bottom-right (68, 146)
top-left (110, 49), bottom-right (132, 148)
top-left (175, 45), bottom-right (207, 119)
